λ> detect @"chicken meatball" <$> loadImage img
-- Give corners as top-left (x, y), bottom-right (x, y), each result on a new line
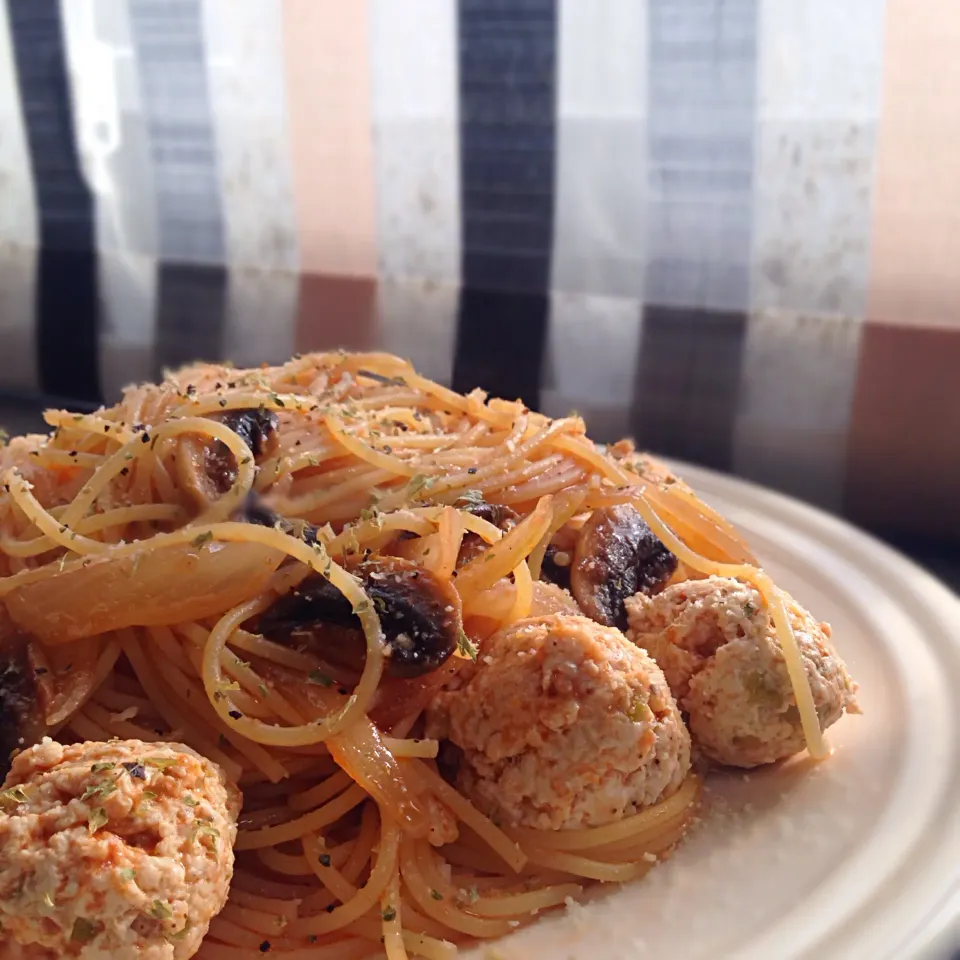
top-left (427, 615), bottom-right (691, 830)
top-left (626, 576), bottom-right (860, 768)
top-left (0, 738), bottom-right (240, 959)
top-left (527, 581), bottom-right (581, 617)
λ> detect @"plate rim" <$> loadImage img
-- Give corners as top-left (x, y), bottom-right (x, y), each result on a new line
top-left (676, 461), bottom-right (960, 959)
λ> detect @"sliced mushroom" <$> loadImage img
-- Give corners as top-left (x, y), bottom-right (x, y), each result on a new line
top-left (0, 636), bottom-right (48, 777)
top-left (206, 407), bottom-right (280, 493)
top-left (256, 556), bottom-right (462, 679)
top-left (233, 492), bottom-right (319, 546)
top-left (459, 501), bottom-right (519, 530)
top-left (456, 499), bottom-right (519, 567)
top-left (539, 543), bottom-right (573, 590)
top-left (570, 504), bottom-right (677, 630)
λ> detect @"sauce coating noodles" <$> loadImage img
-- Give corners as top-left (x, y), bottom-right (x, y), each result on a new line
top-left (0, 353), bottom-right (821, 958)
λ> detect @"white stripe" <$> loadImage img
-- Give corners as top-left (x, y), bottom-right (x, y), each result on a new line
top-left (370, 0), bottom-right (460, 285)
top-left (736, 0), bottom-right (883, 507)
top-left (128, 0), bottom-right (225, 265)
top-left (552, 0), bottom-right (647, 298)
top-left (540, 292), bottom-right (640, 443)
top-left (377, 279), bottom-right (459, 388)
top-left (751, 0), bottom-right (886, 318)
top-left (546, 1), bottom-right (646, 441)
top-left (60, 0), bottom-right (159, 402)
top-left (0, 3), bottom-right (37, 250)
top-left (222, 270), bottom-right (299, 371)
top-left (0, 2), bottom-right (39, 393)
top-left (0, 249), bottom-right (39, 397)
top-left (201, 0), bottom-right (298, 272)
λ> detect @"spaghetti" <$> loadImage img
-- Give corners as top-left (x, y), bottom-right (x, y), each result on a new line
top-left (0, 352), bottom-right (825, 958)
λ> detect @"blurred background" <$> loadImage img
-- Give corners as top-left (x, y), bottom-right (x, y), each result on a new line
top-left (0, 0), bottom-right (957, 585)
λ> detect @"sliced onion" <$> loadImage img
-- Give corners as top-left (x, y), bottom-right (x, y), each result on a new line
top-left (4, 541), bottom-right (285, 644)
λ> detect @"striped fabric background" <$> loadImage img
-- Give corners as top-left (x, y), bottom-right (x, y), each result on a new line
top-left (0, 0), bottom-right (957, 543)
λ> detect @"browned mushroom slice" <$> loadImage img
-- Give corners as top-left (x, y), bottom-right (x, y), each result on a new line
top-left (206, 408), bottom-right (280, 493)
top-left (0, 636), bottom-right (48, 778)
top-left (570, 504), bottom-right (677, 630)
top-left (178, 408), bottom-right (281, 507)
top-left (256, 556), bottom-right (463, 679)
top-left (233, 492), bottom-right (319, 546)
top-left (539, 543), bottom-right (573, 590)
top-left (455, 499), bottom-right (519, 567)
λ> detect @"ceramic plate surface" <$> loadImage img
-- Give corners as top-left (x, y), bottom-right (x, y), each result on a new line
top-left (463, 465), bottom-right (960, 960)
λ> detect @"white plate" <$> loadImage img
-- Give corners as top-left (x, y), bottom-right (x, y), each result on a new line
top-left (463, 465), bottom-right (960, 960)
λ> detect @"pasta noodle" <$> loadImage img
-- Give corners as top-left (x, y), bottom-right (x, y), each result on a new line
top-left (0, 351), bottom-right (825, 959)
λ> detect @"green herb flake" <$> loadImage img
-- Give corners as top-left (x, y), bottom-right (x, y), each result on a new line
top-left (87, 807), bottom-right (109, 834)
top-left (307, 670), bottom-right (333, 688)
top-left (628, 695), bottom-right (652, 724)
top-left (405, 474), bottom-right (431, 499)
top-left (166, 920), bottom-right (192, 943)
top-left (89, 762), bottom-right (115, 774)
top-left (183, 795), bottom-right (199, 807)
top-left (381, 905), bottom-right (397, 923)
top-left (318, 853), bottom-right (332, 868)
top-left (456, 629), bottom-right (478, 662)
top-left (743, 600), bottom-right (756, 616)
top-left (119, 868), bottom-right (137, 882)
top-left (81, 778), bottom-right (117, 803)
top-left (744, 670), bottom-right (782, 709)
top-left (70, 917), bottom-right (98, 944)
top-left (191, 531), bottom-right (214, 548)
top-left (258, 683), bottom-right (269, 697)
top-left (145, 757), bottom-right (178, 770)
top-left (0, 785), bottom-right (29, 809)
top-left (454, 489), bottom-right (485, 507)
top-left (430, 889), bottom-right (444, 901)
top-left (195, 823), bottom-right (220, 851)
top-left (149, 900), bottom-right (173, 921)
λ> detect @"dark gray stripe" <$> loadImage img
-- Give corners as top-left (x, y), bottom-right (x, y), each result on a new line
top-left (632, 307), bottom-right (747, 471)
top-left (453, 0), bottom-right (557, 408)
top-left (644, 0), bottom-right (759, 311)
top-left (128, 0), bottom-right (227, 378)
top-left (152, 264), bottom-right (227, 379)
top-left (634, 1), bottom-right (759, 470)
top-left (128, 0), bottom-right (226, 265)
top-left (6, 0), bottom-right (100, 402)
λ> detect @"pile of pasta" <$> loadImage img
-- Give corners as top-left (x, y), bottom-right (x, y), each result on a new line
top-left (0, 352), bottom-right (823, 959)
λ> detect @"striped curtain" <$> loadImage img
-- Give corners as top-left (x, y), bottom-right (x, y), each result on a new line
top-left (0, 0), bottom-right (957, 540)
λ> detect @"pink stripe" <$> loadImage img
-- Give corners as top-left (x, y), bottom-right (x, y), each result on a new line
top-left (867, 0), bottom-right (960, 329)
top-left (282, 0), bottom-right (378, 277)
